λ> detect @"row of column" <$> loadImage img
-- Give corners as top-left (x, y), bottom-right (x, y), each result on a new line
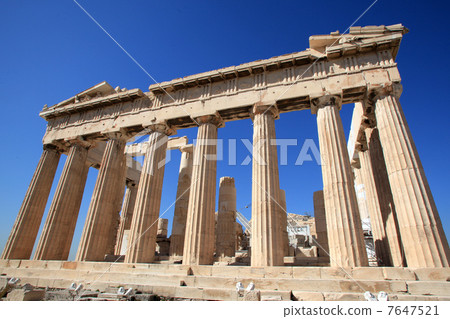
top-left (2, 83), bottom-right (449, 268)
top-left (311, 85), bottom-right (449, 268)
top-left (352, 85), bottom-right (450, 267)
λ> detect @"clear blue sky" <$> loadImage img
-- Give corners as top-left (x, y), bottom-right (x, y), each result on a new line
top-left (0, 1), bottom-right (449, 260)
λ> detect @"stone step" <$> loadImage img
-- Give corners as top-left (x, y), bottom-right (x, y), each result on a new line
top-left (3, 265), bottom-right (450, 297)
top-left (2, 261), bottom-right (450, 301)
top-left (3, 260), bottom-right (450, 282)
top-left (292, 291), bottom-right (450, 301)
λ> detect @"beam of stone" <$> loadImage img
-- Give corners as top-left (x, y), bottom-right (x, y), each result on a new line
top-left (250, 104), bottom-right (284, 267)
top-left (183, 114), bottom-right (223, 265)
top-left (216, 177), bottom-right (237, 259)
top-left (169, 145), bottom-right (194, 258)
top-left (364, 127), bottom-right (404, 267)
top-left (313, 95), bottom-right (368, 267)
top-left (279, 189), bottom-right (289, 257)
top-left (126, 136), bottom-right (188, 156)
top-left (76, 134), bottom-right (128, 261)
top-left (40, 25), bottom-right (407, 145)
top-left (34, 142), bottom-right (90, 260)
top-left (125, 124), bottom-right (174, 263)
top-left (1, 145), bottom-right (61, 260)
top-left (370, 83), bottom-right (450, 267)
top-left (114, 180), bottom-right (138, 255)
top-left (313, 190), bottom-right (329, 259)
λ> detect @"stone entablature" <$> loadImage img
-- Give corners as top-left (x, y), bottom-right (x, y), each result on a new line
top-left (39, 25), bottom-right (407, 146)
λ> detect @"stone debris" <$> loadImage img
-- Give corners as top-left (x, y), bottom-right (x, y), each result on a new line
top-left (243, 290), bottom-right (261, 301)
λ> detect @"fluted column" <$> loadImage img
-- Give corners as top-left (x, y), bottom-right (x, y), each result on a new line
top-left (313, 190), bottom-right (329, 259)
top-left (370, 83), bottom-right (450, 267)
top-left (365, 127), bottom-right (404, 266)
top-left (34, 141), bottom-right (90, 260)
top-left (183, 114), bottom-right (223, 265)
top-left (76, 134), bottom-right (128, 261)
top-left (359, 142), bottom-right (403, 266)
top-left (2, 145), bottom-right (61, 260)
top-left (250, 104), bottom-right (284, 267)
top-left (279, 189), bottom-right (289, 257)
top-left (313, 95), bottom-right (368, 267)
top-left (115, 181), bottom-right (138, 255)
top-left (169, 145), bottom-right (194, 258)
top-left (353, 168), bottom-right (370, 221)
top-left (125, 124), bottom-right (174, 263)
top-left (216, 177), bottom-right (237, 259)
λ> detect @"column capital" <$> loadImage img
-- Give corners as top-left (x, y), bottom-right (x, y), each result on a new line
top-left (250, 102), bottom-right (279, 120)
top-left (310, 94), bottom-right (342, 114)
top-left (180, 144), bottom-right (194, 153)
top-left (145, 122), bottom-right (177, 136)
top-left (367, 82), bottom-right (403, 104)
top-left (43, 143), bottom-right (62, 153)
top-left (64, 137), bottom-right (95, 149)
top-left (126, 179), bottom-right (138, 188)
top-left (192, 113), bottom-right (224, 128)
top-left (101, 128), bottom-right (133, 141)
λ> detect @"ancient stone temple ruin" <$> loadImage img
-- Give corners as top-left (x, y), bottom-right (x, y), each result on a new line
top-left (1, 24), bottom-right (450, 301)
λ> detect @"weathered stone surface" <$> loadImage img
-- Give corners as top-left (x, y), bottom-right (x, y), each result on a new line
top-left (0, 277), bottom-right (8, 298)
top-left (323, 292), bottom-right (364, 301)
top-left (292, 291), bottom-right (324, 301)
top-left (243, 290), bottom-right (261, 301)
top-left (314, 96), bottom-right (368, 267)
top-left (6, 288), bottom-right (46, 301)
top-left (292, 267), bottom-right (321, 279)
top-left (412, 268), bottom-right (450, 281)
top-left (313, 190), bottom-right (329, 259)
top-left (34, 142), bottom-right (89, 261)
top-left (351, 267), bottom-right (384, 280)
top-left (170, 146), bottom-right (193, 258)
top-left (251, 104), bottom-right (284, 266)
top-left (371, 86), bottom-right (450, 267)
top-left (76, 136), bottom-right (128, 261)
top-left (183, 115), bottom-right (222, 265)
top-left (407, 281), bottom-right (450, 296)
top-left (216, 177), bottom-right (237, 259)
top-left (279, 190), bottom-right (289, 257)
top-left (125, 126), bottom-right (172, 263)
top-left (382, 268), bottom-right (416, 281)
top-left (1, 145), bottom-right (60, 260)
top-left (115, 181), bottom-right (138, 255)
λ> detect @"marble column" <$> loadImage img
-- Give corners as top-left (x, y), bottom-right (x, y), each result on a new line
top-left (313, 190), bottom-right (329, 259)
top-left (157, 218), bottom-right (169, 238)
top-left (34, 141), bottom-right (90, 260)
top-left (76, 134), bottom-right (128, 261)
top-left (313, 95), bottom-right (368, 267)
top-left (216, 176), bottom-right (237, 258)
top-left (1, 145), bottom-right (61, 260)
top-left (250, 104), bottom-right (284, 267)
top-left (183, 114), bottom-right (223, 265)
top-left (359, 144), bottom-right (401, 266)
top-left (125, 124), bottom-right (174, 263)
top-left (365, 127), bottom-right (404, 266)
top-left (169, 145), bottom-right (194, 258)
top-left (114, 180), bottom-right (138, 255)
top-left (353, 168), bottom-right (370, 221)
top-left (279, 189), bottom-right (289, 257)
top-left (370, 84), bottom-right (450, 267)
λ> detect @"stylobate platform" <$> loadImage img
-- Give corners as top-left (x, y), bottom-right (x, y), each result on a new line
top-left (1, 260), bottom-right (449, 301)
